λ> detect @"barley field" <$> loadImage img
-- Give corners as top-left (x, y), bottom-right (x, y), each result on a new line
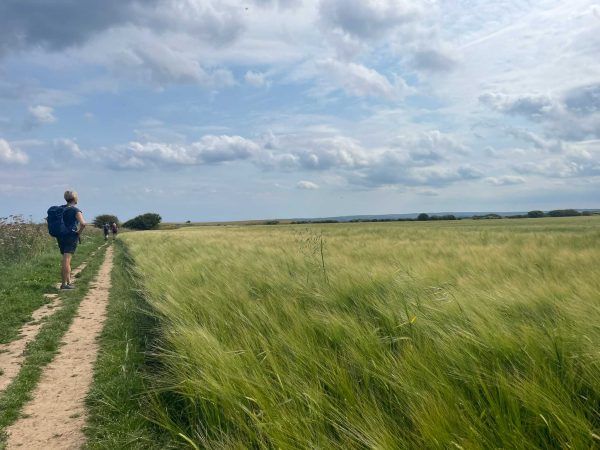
top-left (122, 217), bottom-right (600, 448)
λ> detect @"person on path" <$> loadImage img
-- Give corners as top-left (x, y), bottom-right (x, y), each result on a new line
top-left (111, 221), bottom-right (118, 239)
top-left (103, 223), bottom-right (110, 241)
top-left (57, 190), bottom-right (86, 290)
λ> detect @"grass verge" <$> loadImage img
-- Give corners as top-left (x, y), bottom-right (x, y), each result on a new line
top-left (85, 240), bottom-right (174, 449)
top-left (0, 242), bottom-right (108, 445)
top-left (0, 233), bottom-right (104, 344)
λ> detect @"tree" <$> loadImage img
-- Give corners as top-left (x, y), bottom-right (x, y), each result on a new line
top-left (417, 213), bottom-right (429, 221)
top-left (548, 209), bottom-right (581, 217)
top-left (93, 214), bottom-right (119, 228)
top-left (527, 210), bottom-right (545, 218)
top-left (123, 213), bottom-right (162, 230)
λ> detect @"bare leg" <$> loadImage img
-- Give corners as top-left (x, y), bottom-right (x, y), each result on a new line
top-left (61, 253), bottom-right (72, 285)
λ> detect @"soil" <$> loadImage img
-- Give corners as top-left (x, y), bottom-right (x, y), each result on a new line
top-left (5, 245), bottom-right (114, 449)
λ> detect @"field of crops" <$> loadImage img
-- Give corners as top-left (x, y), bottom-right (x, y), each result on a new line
top-left (122, 217), bottom-right (600, 448)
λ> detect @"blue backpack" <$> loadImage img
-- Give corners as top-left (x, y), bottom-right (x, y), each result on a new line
top-left (47, 205), bottom-right (76, 237)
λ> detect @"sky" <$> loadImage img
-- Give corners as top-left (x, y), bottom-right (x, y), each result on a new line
top-left (0, 0), bottom-right (599, 222)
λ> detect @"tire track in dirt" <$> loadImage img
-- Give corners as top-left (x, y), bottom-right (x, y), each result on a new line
top-left (5, 245), bottom-right (114, 449)
top-left (0, 248), bottom-right (101, 394)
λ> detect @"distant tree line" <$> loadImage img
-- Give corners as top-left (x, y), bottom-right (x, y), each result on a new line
top-left (291, 219), bottom-right (339, 224)
top-left (505, 209), bottom-right (595, 219)
top-left (274, 209), bottom-right (597, 225)
top-left (95, 208), bottom-right (596, 230)
top-left (291, 214), bottom-right (458, 224)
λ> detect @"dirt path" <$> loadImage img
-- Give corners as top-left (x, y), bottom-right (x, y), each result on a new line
top-left (5, 245), bottom-right (114, 449)
top-left (0, 251), bottom-right (98, 393)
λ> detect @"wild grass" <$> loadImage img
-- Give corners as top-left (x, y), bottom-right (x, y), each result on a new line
top-left (0, 215), bottom-right (49, 265)
top-left (122, 217), bottom-right (600, 448)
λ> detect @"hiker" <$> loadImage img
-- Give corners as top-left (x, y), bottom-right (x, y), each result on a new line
top-left (53, 191), bottom-right (86, 290)
top-left (111, 221), bottom-right (118, 239)
top-left (103, 222), bottom-right (110, 241)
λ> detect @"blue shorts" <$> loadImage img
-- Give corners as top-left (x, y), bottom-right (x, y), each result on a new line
top-left (57, 235), bottom-right (78, 254)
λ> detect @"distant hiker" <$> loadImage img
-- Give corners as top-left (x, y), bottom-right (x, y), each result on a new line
top-left (103, 223), bottom-right (110, 241)
top-left (46, 190), bottom-right (86, 290)
top-left (111, 222), bottom-right (118, 239)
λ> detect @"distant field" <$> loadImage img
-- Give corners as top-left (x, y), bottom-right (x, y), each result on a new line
top-left (122, 217), bottom-right (600, 448)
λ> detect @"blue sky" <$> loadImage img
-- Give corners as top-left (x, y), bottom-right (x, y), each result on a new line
top-left (1, 0), bottom-right (599, 222)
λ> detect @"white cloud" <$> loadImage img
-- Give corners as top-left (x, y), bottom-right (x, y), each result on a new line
top-left (53, 138), bottom-right (85, 159)
top-left (91, 27), bottom-right (237, 87)
top-left (481, 85), bottom-right (600, 142)
top-left (107, 135), bottom-right (260, 169)
top-left (0, 139), bottom-right (29, 165)
top-left (512, 139), bottom-right (600, 178)
top-left (25, 105), bottom-right (56, 129)
top-left (244, 70), bottom-right (270, 87)
top-left (316, 58), bottom-right (411, 100)
top-left (297, 180), bottom-right (319, 190)
top-left (486, 175), bottom-right (526, 186)
top-left (389, 130), bottom-right (468, 163)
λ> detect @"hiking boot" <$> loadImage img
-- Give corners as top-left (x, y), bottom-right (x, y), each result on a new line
top-left (60, 283), bottom-right (76, 290)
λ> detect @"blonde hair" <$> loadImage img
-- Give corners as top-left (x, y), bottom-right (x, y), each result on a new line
top-left (64, 190), bottom-right (78, 204)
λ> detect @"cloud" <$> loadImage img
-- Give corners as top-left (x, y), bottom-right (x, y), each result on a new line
top-left (250, 0), bottom-right (302, 9)
top-left (94, 28), bottom-right (237, 87)
top-left (259, 135), bottom-right (369, 171)
top-left (24, 105), bottom-right (56, 129)
top-left (297, 180), bottom-right (319, 190)
top-left (0, 0), bottom-right (151, 54)
top-left (354, 161), bottom-right (483, 188)
top-left (0, 139), bottom-right (29, 165)
top-left (244, 70), bottom-right (271, 87)
top-left (389, 130), bottom-right (468, 164)
top-left (43, 129), bottom-right (484, 190)
top-left (486, 175), bottom-right (526, 186)
top-left (319, 0), bottom-right (421, 41)
top-left (0, 0), bottom-right (246, 57)
top-left (143, 1), bottom-right (245, 46)
top-left (563, 83), bottom-right (600, 115)
top-left (512, 140), bottom-right (600, 178)
top-left (412, 47), bottom-right (458, 72)
top-left (316, 58), bottom-right (411, 100)
top-left (53, 138), bottom-right (85, 159)
top-left (479, 92), bottom-right (556, 120)
top-left (480, 85), bottom-right (600, 141)
top-left (0, 1), bottom-right (245, 89)
top-left (508, 129), bottom-right (565, 154)
top-left (107, 135), bottom-right (260, 169)
top-left (258, 131), bottom-right (481, 188)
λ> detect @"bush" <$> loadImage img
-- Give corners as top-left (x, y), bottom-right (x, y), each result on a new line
top-left (548, 209), bottom-right (581, 217)
top-left (264, 220), bottom-right (280, 225)
top-left (93, 214), bottom-right (120, 228)
top-left (472, 214), bottom-right (502, 220)
top-left (123, 213), bottom-right (162, 230)
top-left (527, 210), bottom-right (545, 218)
top-left (417, 213), bottom-right (429, 221)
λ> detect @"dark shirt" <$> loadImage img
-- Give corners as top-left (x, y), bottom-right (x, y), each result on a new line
top-left (63, 205), bottom-right (81, 232)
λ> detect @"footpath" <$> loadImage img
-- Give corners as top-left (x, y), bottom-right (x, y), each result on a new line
top-left (3, 245), bottom-right (114, 449)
